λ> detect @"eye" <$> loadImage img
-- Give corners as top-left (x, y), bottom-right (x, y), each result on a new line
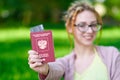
top-left (78, 23), bottom-right (86, 27)
top-left (90, 23), bottom-right (97, 27)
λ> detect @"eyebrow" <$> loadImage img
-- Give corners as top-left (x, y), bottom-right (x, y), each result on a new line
top-left (90, 21), bottom-right (97, 23)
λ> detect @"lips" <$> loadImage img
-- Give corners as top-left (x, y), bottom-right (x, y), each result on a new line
top-left (83, 35), bottom-right (94, 40)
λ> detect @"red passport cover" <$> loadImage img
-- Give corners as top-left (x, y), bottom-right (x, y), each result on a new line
top-left (30, 30), bottom-right (55, 62)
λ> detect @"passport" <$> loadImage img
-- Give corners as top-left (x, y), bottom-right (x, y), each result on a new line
top-left (30, 24), bottom-right (55, 63)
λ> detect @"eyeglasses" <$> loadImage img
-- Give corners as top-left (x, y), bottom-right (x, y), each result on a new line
top-left (74, 22), bottom-right (102, 32)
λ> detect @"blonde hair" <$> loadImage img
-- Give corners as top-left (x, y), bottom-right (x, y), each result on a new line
top-left (63, 1), bottom-right (103, 48)
top-left (63, 1), bottom-right (102, 26)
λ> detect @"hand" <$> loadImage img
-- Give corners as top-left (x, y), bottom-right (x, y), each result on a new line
top-left (28, 50), bottom-right (49, 75)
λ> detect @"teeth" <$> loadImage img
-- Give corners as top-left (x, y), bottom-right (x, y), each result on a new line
top-left (84, 36), bottom-right (92, 39)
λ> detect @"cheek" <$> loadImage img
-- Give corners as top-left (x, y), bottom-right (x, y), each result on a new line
top-left (73, 29), bottom-right (83, 39)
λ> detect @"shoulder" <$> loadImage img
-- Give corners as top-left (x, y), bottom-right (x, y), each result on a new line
top-left (96, 46), bottom-right (120, 56)
top-left (96, 46), bottom-right (120, 79)
top-left (97, 46), bottom-right (119, 51)
top-left (96, 45), bottom-right (120, 64)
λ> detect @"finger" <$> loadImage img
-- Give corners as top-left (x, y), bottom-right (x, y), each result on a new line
top-left (30, 62), bottom-right (42, 69)
top-left (28, 54), bottom-right (44, 61)
top-left (35, 62), bottom-right (43, 67)
top-left (29, 54), bottom-right (39, 59)
top-left (29, 59), bottom-right (41, 64)
top-left (28, 50), bottom-right (38, 55)
top-left (29, 58), bottom-right (45, 64)
top-left (38, 54), bottom-right (43, 58)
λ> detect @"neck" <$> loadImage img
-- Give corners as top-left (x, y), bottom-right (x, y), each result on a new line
top-left (74, 44), bottom-right (95, 58)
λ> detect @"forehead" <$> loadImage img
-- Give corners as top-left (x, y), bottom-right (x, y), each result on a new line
top-left (75, 10), bottom-right (97, 23)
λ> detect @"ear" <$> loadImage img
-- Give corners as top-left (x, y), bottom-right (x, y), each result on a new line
top-left (68, 26), bottom-right (73, 34)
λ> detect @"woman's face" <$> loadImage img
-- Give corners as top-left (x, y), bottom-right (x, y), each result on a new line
top-left (72, 10), bottom-right (97, 46)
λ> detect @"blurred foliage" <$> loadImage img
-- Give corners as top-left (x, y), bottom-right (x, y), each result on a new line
top-left (0, 0), bottom-right (120, 27)
top-left (104, 0), bottom-right (120, 20)
top-left (0, 0), bottom-right (73, 26)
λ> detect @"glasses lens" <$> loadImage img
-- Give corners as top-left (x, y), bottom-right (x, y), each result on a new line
top-left (74, 23), bottom-right (102, 32)
top-left (78, 26), bottom-right (87, 32)
top-left (92, 24), bottom-right (101, 31)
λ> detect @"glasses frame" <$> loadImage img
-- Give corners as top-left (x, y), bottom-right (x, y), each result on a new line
top-left (74, 23), bottom-right (102, 32)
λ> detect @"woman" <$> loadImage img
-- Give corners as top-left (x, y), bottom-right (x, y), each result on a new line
top-left (28, 1), bottom-right (120, 80)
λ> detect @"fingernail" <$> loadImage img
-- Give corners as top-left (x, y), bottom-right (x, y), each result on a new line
top-left (28, 50), bottom-right (32, 54)
top-left (42, 58), bottom-right (45, 61)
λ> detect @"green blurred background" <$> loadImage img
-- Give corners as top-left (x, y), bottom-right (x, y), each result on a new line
top-left (0, 0), bottom-right (120, 80)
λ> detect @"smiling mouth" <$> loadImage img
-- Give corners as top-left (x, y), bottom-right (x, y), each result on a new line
top-left (83, 36), bottom-right (93, 40)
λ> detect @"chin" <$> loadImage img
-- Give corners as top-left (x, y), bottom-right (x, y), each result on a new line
top-left (83, 41), bottom-right (93, 46)
top-left (84, 38), bottom-right (95, 45)
top-left (84, 44), bottom-right (93, 47)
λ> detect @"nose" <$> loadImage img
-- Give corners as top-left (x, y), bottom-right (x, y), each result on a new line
top-left (86, 27), bottom-right (94, 33)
